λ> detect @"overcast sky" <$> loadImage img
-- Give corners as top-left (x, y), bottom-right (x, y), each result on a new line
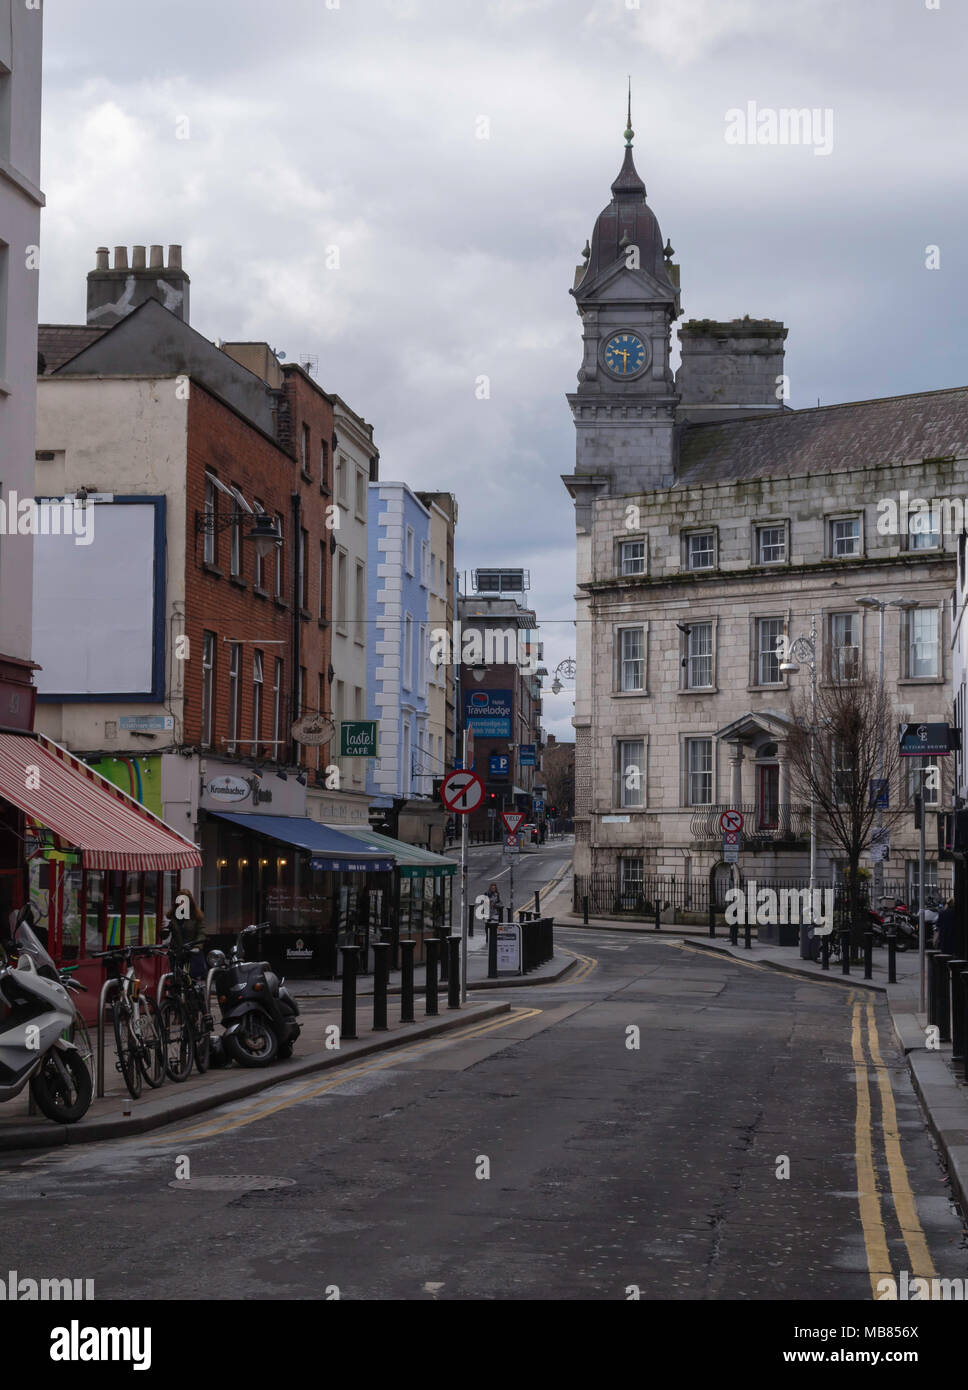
top-left (38, 0), bottom-right (968, 742)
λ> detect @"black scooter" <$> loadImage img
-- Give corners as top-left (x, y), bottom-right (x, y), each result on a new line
top-left (207, 925), bottom-right (300, 1068)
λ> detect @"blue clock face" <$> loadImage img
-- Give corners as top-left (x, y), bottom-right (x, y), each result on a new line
top-left (603, 332), bottom-right (647, 377)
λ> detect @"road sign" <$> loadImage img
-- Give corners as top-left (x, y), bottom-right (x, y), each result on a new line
top-left (723, 831), bottom-right (740, 864)
top-left (441, 769), bottom-right (485, 814)
top-left (496, 922), bottom-right (522, 974)
top-left (504, 833), bottom-right (520, 854)
top-left (501, 811), bottom-right (525, 835)
top-left (533, 798), bottom-right (544, 814)
top-left (519, 744), bottom-right (536, 767)
top-left (489, 754), bottom-right (509, 777)
top-left (719, 810), bottom-right (744, 833)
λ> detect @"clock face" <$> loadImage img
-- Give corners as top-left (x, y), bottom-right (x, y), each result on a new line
top-left (603, 332), bottom-right (647, 377)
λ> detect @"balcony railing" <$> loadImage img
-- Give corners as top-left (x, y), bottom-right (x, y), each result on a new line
top-left (689, 803), bottom-right (810, 844)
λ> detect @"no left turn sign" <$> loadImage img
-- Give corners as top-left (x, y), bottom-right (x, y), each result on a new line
top-left (441, 769), bottom-right (485, 814)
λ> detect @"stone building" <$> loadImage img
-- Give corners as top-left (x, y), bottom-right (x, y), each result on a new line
top-left (563, 112), bottom-right (965, 910)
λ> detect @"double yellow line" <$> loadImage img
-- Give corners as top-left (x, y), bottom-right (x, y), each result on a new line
top-left (852, 998), bottom-right (935, 1297)
top-left (150, 1007), bottom-right (542, 1146)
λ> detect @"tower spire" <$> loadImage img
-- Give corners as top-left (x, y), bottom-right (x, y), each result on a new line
top-left (624, 78), bottom-right (634, 147)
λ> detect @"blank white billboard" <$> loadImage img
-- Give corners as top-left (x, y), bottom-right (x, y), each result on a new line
top-left (32, 499), bottom-right (163, 698)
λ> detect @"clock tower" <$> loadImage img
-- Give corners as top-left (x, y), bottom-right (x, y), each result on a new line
top-left (566, 102), bottom-right (681, 498)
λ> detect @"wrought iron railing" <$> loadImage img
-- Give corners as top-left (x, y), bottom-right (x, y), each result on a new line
top-left (689, 803), bottom-right (810, 843)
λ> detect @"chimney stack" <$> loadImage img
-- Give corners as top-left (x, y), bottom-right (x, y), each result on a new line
top-left (86, 243), bottom-right (191, 328)
top-left (675, 317), bottom-right (788, 424)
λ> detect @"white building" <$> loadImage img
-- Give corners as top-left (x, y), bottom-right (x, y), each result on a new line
top-left (0, 0), bottom-right (44, 720)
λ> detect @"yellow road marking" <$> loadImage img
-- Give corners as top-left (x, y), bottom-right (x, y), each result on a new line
top-left (151, 1007), bottom-right (541, 1146)
top-left (851, 1000), bottom-right (894, 1297)
top-left (555, 947), bottom-right (596, 985)
top-left (864, 1001), bottom-right (936, 1281)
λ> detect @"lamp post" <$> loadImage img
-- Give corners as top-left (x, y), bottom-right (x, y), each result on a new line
top-left (856, 596), bottom-right (918, 905)
top-left (779, 617), bottom-right (818, 928)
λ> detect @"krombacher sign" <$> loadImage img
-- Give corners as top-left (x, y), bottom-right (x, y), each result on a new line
top-left (340, 720), bottom-right (378, 757)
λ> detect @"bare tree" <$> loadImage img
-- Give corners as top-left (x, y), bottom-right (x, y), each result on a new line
top-left (784, 666), bottom-right (908, 948)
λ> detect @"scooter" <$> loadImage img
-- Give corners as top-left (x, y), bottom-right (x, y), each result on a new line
top-left (0, 906), bottom-right (93, 1123)
top-left (207, 925), bottom-right (300, 1068)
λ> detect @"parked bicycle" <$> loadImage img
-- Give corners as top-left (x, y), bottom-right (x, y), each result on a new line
top-left (158, 941), bottom-right (213, 1082)
top-left (93, 946), bottom-right (166, 1099)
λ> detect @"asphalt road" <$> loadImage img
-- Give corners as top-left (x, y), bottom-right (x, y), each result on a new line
top-left (461, 834), bottom-right (573, 920)
top-left (1, 928), bottom-right (964, 1302)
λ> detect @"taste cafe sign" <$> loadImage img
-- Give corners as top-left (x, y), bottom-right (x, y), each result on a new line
top-left (340, 720), bottom-right (378, 757)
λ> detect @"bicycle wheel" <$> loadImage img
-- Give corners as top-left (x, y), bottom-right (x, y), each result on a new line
top-left (160, 995), bottom-right (194, 1082)
top-left (189, 991), bottom-right (211, 1073)
top-left (113, 1004), bottom-right (142, 1100)
top-left (70, 1015), bottom-right (96, 1097)
top-left (136, 995), bottom-right (166, 1088)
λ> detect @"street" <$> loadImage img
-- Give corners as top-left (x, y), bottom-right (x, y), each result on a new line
top-left (1, 925), bottom-right (962, 1302)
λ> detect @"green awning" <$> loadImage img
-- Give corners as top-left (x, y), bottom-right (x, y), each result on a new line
top-left (320, 825), bottom-right (457, 877)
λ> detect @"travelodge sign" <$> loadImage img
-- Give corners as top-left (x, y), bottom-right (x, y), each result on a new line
top-left (465, 689), bottom-right (512, 738)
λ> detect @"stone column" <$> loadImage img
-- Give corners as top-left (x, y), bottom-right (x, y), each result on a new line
top-left (729, 743), bottom-right (744, 810)
top-left (776, 740), bottom-right (790, 836)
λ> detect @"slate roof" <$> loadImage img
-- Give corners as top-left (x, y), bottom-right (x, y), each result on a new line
top-left (676, 385), bottom-right (968, 487)
top-left (37, 325), bottom-right (106, 374)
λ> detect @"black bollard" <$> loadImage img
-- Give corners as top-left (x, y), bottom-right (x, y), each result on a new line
top-left (949, 960), bottom-right (968, 1072)
top-left (863, 932), bottom-right (873, 980)
top-left (447, 935), bottom-right (461, 1009)
top-left (959, 970), bottom-right (968, 1079)
top-left (887, 930), bottom-right (897, 984)
top-left (934, 954), bottom-right (953, 1043)
top-left (708, 905), bottom-right (716, 938)
top-left (583, 895), bottom-right (589, 926)
top-left (821, 933), bottom-right (830, 971)
top-left (840, 929), bottom-right (851, 975)
top-left (339, 945), bottom-right (359, 1042)
top-left (654, 899), bottom-right (661, 933)
top-left (467, 902), bottom-right (476, 940)
top-left (425, 938), bottom-right (439, 1017)
top-left (372, 942), bottom-right (389, 1031)
top-left (534, 889), bottom-right (540, 918)
top-left (487, 918), bottom-right (498, 979)
top-left (744, 917), bottom-right (752, 950)
top-left (399, 939), bottom-right (416, 1023)
top-left (438, 925), bottom-right (449, 984)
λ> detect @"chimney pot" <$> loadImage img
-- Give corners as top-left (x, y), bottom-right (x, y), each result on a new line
top-left (95, 247), bottom-right (109, 271)
top-left (132, 245), bottom-right (146, 269)
top-left (149, 245), bottom-right (164, 268)
top-left (113, 246), bottom-right (128, 270)
top-left (168, 244), bottom-right (182, 270)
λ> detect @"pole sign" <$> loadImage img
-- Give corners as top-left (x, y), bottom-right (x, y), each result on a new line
top-left (533, 798), bottom-right (544, 814)
top-left (869, 778), bottom-right (889, 810)
top-left (441, 769), bottom-right (485, 815)
top-left (899, 722), bottom-right (952, 756)
top-left (719, 809), bottom-right (744, 833)
top-left (501, 811), bottom-right (525, 834)
top-left (496, 922), bottom-right (522, 974)
top-left (722, 830), bottom-right (740, 863)
top-left (519, 744), bottom-right (536, 767)
top-left (504, 833), bottom-right (520, 855)
top-left (489, 754), bottom-right (510, 777)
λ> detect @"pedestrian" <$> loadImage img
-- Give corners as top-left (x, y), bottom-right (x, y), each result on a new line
top-left (486, 882), bottom-right (502, 921)
top-left (164, 888), bottom-right (207, 980)
top-left (934, 898), bottom-right (957, 954)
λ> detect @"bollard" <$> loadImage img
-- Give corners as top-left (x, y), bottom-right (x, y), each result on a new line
top-left (863, 932), bottom-right (873, 980)
top-left (399, 939), bottom-right (416, 1023)
top-left (467, 902), bottom-right (476, 941)
top-left (372, 942), bottom-right (389, 1031)
top-left (840, 929), bottom-right (851, 975)
top-left (534, 889), bottom-right (540, 918)
top-left (583, 895), bottom-right (589, 926)
top-left (887, 930), bottom-right (897, 984)
top-left (708, 905), bottom-right (716, 938)
top-left (447, 936), bottom-right (461, 1009)
top-left (821, 933), bottom-right (830, 971)
top-left (488, 918), bottom-right (498, 980)
top-left (438, 925), bottom-right (449, 984)
top-left (729, 913), bottom-right (738, 947)
top-left (925, 950), bottom-right (941, 1026)
top-left (934, 954), bottom-right (953, 1043)
top-left (425, 938), bottom-right (440, 1017)
top-left (948, 960), bottom-right (968, 1073)
top-left (339, 945), bottom-right (359, 1041)
top-left (744, 917), bottom-right (751, 950)
top-left (654, 899), bottom-right (661, 933)
top-left (959, 970), bottom-right (968, 1080)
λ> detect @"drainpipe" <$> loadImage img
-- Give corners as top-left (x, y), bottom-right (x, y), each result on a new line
top-left (290, 491), bottom-right (301, 766)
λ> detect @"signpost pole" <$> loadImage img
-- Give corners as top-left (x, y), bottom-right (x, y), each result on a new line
top-left (460, 728), bottom-right (469, 1005)
top-left (920, 757), bottom-right (927, 1013)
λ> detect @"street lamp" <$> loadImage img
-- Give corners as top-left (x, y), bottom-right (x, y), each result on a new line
top-left (779, 616), bottom-right (818, 918)
top-left (550, 657), bottom-right (576, 696)
top-left (856, 596), bottom-right (918, 904)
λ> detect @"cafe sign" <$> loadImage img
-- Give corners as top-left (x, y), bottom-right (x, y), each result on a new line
top-left (340, 720), bottom-right (378, 757)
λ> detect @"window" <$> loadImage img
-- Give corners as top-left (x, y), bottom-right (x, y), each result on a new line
top-left (908, 509), bottom-right (940, 551)
top-left (336, 550), bottom-right (348, 627)
top-left (356, 468), bottom-right (367, 520)
top-left (253, 499), bottom-right (266, 590)
top-left (907, 607), bottom-right (939, 679)
top-left (406, 527), bottom-right (415, 576)
top-left (617, 627), bottom-right (644, 692)
top-left (686, 739), bottom-right (713, 806)
top-left (685, 623), bottom-right (713, 690)
top-left (336, 455), bottom-right (347, 505)
top-left (229, 488), bottom-right (246, 578)
top-left (318, 541), bottom-right (326, 620)
top-left (829, 613), bottom-right (859, 681)
top-left (618, 858), bottom-right (644, 907)
top-left (272, 658), bottom-right (283, 753)
top-left (421, 540), bottom-right (429, 586)
top-left (316, 675), bottom-right (324, 770)
top-left (201, 632), bottom-right (216, 749)
top-left (355, 563), bottom-right (366, 645)
top-left (757, 764), bottom-right (779, 829)
top-left (402, 720), bottom-right (412, 796)
top-left (830, 517), bottom-right (861, 558)
top-left (418, 623), bottom-right (427, 694)
top-left (320, 440), bottom-right (329, 490)
top-left (301, 423), bottom-right (311, 474)
top-left (252, 651), bottom-right (263, 756)
top-left (907, 859), bottom-right (938, 906)
top-left (274, 513), bottom-right (284, 597)
top-left (617, 739), bottom-right (645, 808)
top-left (620, 540), bottom-right (646, 576)
top-left (299, 528), bottom-right (309, 609)
top-left (227, 643), bottom-right (241, 753)
top-left (757, 617), bottom-right (784, 686)
top-left (203, 475), bottom-right (217, 565)
top-left (686, 531), bottom-right (715, 570)
top-left (756, 525), bottom-right (786, 565)
top-left (404, 614), bottom-right (413, 688)
top-left (908, 761), bottom-right (941, 808)
top-left (832, 741), bottom-right (855, 803)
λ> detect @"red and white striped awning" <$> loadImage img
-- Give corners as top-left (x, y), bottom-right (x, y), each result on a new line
top-left (0, 732), bottom-right (201, 872)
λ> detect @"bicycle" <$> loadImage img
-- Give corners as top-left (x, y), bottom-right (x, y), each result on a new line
top-left (93, 947), bottom-right (166, 1099)
top-left (57, 964), bottom-right (96, 1096)
top-left (158, 941), bottom-right (214, 1082)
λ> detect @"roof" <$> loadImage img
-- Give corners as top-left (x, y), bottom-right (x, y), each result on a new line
top-left (677, 385), bottom-right (968, 488)
top-left (326, 825), bottom-right (458, 876)
top-left (209, 814), bottom-right (393, 871)
top-left (37, 325), bottom-right (106, 374)
top-left (578, 141), bottom-right (674, 294)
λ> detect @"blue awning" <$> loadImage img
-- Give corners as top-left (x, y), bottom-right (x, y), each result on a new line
top-left (209, 813), bottom-right (394, 873)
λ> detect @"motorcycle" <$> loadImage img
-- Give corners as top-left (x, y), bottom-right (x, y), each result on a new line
top-left (872, 899), bottom-right (920, 951)
top-left (0, 907), bottom-right (93, 1123)
top-left (207, 925), bottom-right (300, 1068)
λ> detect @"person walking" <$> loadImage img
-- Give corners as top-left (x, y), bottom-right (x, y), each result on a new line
top-left (486, 882), bottom-right (502, 921)
top-left (934, 898), bottom-right (957, 954)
